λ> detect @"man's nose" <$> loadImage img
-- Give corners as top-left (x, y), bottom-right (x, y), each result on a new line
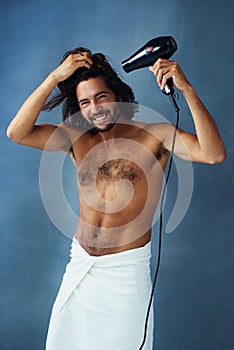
top-left (90, 101), bottom-right (102, 114)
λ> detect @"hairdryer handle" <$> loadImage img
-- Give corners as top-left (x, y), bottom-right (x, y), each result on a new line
top-left (161, 77), bottom-right (174, 95)
top-left (162, 77), bottom-right (180, 112)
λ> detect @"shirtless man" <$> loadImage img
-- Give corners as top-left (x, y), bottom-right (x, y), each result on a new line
top-left (7, 48), bottom-right (226, 349)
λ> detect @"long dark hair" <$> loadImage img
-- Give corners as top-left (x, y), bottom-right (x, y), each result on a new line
top-left (43, 47), bottom-right (138, 129)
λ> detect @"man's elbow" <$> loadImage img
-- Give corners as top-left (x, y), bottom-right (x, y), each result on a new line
top-left (7, 127), bottom-right (16, 141)
top-left (207, 149), bottom-right (226, 164)
top-left (6, 126), bottom-right (15, 140)
top-left (6, 126), bottom-right (23, 143)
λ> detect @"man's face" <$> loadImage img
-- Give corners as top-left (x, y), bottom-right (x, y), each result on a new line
top-left (76, 77), bottom-right (121, 132)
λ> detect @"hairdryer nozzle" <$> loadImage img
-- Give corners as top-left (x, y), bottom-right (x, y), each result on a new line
top-left (121, 36), bottom-right (177, 73)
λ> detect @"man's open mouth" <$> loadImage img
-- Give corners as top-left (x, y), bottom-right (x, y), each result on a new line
top-left (92, 112), bottom-right (109, 125)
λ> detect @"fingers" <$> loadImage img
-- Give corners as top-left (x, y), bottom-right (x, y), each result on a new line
top-left (149, 58), bottom-right (176, 90)
top-left (160, 71), bottom-right (172, 91)
top-left (72, 52), bottom-right (93, 68)
top-left (63, 52), bottom-right (93, 70)
top-left (54, 52), bottom-right (94, 82)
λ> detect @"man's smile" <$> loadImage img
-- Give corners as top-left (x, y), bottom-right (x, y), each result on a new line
top-left (91, 111), bottom-right (110, 125)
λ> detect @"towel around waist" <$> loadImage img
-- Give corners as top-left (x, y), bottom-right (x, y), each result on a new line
top-left (70, 237), bottom-right (152, 268)
top-left (51, 238), bottom-right (152, 316)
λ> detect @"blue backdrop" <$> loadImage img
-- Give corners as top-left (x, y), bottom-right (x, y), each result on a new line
top-left (1, 0), bottom-right (233, 349)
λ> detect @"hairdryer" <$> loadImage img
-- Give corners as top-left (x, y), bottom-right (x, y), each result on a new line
top-left (121, 36), bottom-right (177, 96)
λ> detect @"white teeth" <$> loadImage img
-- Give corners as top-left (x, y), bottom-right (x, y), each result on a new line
top-left (95, 115), bottom-right (105, 121)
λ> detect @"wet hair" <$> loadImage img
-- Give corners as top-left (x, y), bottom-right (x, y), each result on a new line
top-left (43, 47), bottom-right (138, 129)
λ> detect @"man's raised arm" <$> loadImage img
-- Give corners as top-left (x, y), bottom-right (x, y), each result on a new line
top-left (6, 52), bottom-right (92, 151)
top-left (149, 59), bottom-right (226, 164)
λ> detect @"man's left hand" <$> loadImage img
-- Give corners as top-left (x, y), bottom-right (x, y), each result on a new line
top-left (149, 58), bottom-right (190, 93)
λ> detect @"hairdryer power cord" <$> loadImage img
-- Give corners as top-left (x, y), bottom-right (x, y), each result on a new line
top-left (138, 93), bottom-right (180, 349)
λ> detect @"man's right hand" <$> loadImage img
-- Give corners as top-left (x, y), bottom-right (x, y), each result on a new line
top-left (6, 52), bottom-right (92, 150)
top-left (51, 52), bottom-right (93, 84)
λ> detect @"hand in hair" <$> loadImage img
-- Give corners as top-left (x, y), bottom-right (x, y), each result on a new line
top-left (51, 52), bottom-right (93, 84)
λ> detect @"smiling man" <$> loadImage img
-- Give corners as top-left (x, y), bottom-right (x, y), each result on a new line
top-left (77, 77), bottom-right (121, 131)
top-left (7, 47), bottom-right (226, 350)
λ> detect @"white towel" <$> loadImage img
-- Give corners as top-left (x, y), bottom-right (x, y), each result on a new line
top-left (46, 238), bottom-right (153, 350)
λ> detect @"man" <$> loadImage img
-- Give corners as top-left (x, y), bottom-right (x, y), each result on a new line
top-left (7, 47), bottom-right (226, 349)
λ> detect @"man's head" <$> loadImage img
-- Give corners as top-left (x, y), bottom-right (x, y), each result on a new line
top-left (76, 76), bottom-right (122, 132)
top-left (43, 47), bottom-right (138, 131)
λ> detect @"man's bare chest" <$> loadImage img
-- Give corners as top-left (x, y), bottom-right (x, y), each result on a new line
top-left (76, 138), bottom-right (150, 187)
top-left (71, 129), bottom-right (169, 189)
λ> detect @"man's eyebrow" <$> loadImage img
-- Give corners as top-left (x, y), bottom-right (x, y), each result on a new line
top-left (78, 91), bottom-right (110, 104)
top-left (95, 90), bottom-right (109, 97)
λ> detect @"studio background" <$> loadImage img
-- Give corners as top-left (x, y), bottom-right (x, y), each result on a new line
top-left (1, 0), bottom-right (233, 349)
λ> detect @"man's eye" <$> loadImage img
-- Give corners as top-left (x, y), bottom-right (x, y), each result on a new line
top-left (80, 101), bottom-right (89, 107)
top-left (98, 94), bottom-right (106, 100)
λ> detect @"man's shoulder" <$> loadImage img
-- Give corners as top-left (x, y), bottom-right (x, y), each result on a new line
top-left (143, 121), bottom-right (172, 131)
top-left (143, 122), bottom-right (174, 140)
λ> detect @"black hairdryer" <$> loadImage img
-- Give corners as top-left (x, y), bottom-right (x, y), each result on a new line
top-left (121, 36), bottom-right (177, 96)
